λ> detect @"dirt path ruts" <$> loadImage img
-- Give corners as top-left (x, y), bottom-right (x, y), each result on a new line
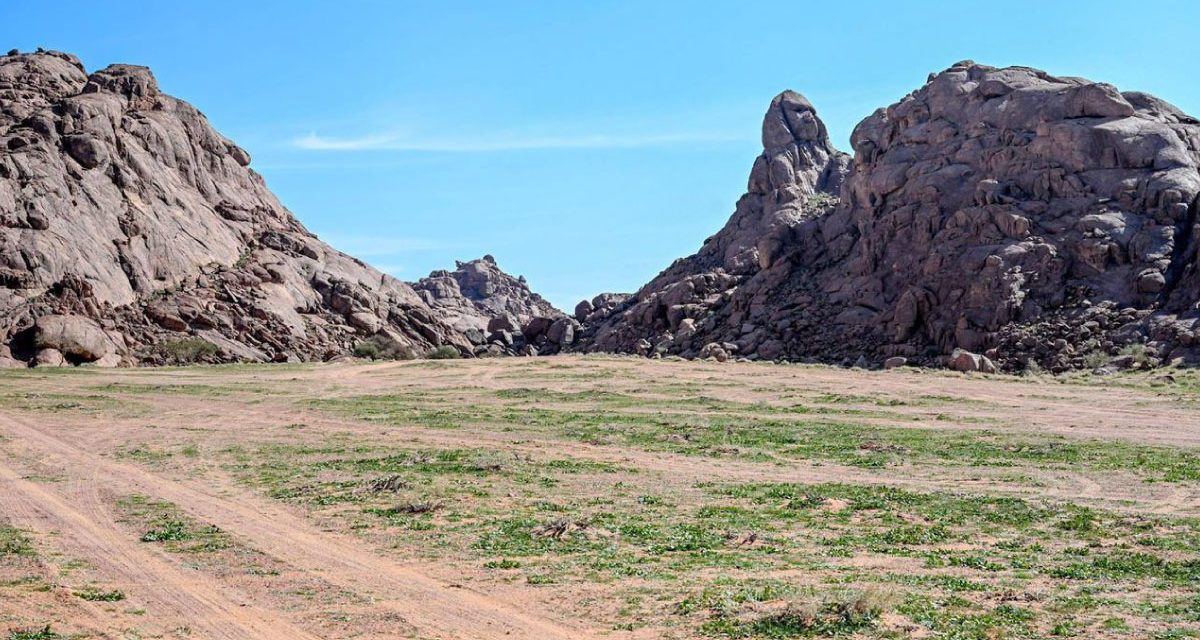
top-left (0, 455), bottom-right (323, 640)
top-left (0, 414), bottom-right (596, 640)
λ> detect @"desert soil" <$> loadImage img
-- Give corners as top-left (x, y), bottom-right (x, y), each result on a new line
top-left (2, 355), bottom-right (1199, 639)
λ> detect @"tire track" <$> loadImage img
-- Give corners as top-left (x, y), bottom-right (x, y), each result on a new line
top-left (0, 414), bottom-right (593, 640)
top-left (0, 455), bottom-right (322, 640)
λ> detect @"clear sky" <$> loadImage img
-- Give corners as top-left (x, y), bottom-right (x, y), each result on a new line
top-left (5, 1), bottom-right (1198, 309)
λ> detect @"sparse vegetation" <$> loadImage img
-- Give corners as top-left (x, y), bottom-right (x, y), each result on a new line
top-left (4, 357), bottom-right (1200, 637)
top-left (1120, 342), bottom-right (1159, 368)
top-left (426, 345), bottom-right (461, 360)
top-left (154, 337), bottom-right (221, 364)
top-left (704, 588), bottom-right (896, 637)
top-left (119, 495), bottom-right (231, 553)
top-left (72, 587), bottom-right (126, 601)
top-left (7, 627), bottom-right (60, 640)
top-left (352, 334), bottom-right (416, 360)
top-left (0, 527), bottom-right (34, 557)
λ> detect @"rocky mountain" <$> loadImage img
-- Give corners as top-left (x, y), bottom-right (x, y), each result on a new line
top-left (0, 49), bottom-right (473, 367)
top-left (412, 255), bottom-right (574, 356)
top-left (578, 62), bottom-right (1200, 372)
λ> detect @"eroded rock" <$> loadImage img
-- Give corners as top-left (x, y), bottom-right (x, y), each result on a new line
top-left (0, 51), bottom-right (472, 365)
top-left (576, 62), bottom-right (1200, 372)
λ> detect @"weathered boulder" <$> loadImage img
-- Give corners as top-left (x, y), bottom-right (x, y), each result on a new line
top-left (348, 312), bottom-right (383, 335)
top-left (32, 348), bottom-right (66, 367)
top-left (522, 317), bottom-right (554, 342)
top-left (949, 349), bottom-right (998, 374)
top-left (547, 317), bottom-right (578, 346)
top-left (699, 342), bottom-right (729, 362)
top-left (487, 315), bottom-right (518, 334)
top-left (91, 353), bottom-right (122, 368)
top-left (35, 314), bottom-right (114, 361)
top-left (574, 299), bottom-right (594, 322)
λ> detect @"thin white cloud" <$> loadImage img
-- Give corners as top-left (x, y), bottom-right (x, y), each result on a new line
top-left (294, 134), bottom-right (399, 151)
top-left (293, 130), bottom-right (742, 152)
top-left (314, 233), bottom-right (467, 257)
top-left (369, 263), bottom-right (407, 275)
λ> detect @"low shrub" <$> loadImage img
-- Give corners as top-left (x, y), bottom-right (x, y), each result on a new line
top-left (426, 345), bottom-right (461, 360)
top-left (353, 335), bottom-right (416, 361)
top-left (155, 337), bottom-right (221, 364)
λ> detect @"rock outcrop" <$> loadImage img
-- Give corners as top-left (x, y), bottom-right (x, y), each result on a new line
top-left (412, 255), bottom-right (573, 356)
top-left (413, 255), bottom-right (561, 332)
top-left (578, 62), bottom-right (1200, 371)
top-left (0, 50), bottom-right (471, 365)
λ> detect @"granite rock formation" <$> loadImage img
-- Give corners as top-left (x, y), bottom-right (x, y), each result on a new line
top-left (0, 50), bottom-right (471, 366)
top-left (579, 62), bottom-right (1200, 372)
top-left (413, 255), bottom-right (573, 356)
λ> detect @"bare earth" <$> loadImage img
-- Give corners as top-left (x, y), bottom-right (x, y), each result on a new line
top-left (2, 356), bottom-right (1199, 639)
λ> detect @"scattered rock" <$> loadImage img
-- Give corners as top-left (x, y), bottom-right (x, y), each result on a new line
top-left (574, 299), bottom-right (593, 321)
top-left (699, 342), bottom-right (729, 362)
top-left (368, 475), bottom-right (410, 493)
top-left (949, 349), bottom-right (998, 374)
top-left (32, 348), bottom-right (66, 367)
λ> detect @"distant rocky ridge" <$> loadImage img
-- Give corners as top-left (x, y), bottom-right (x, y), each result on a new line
top-left (577, 62), bottom-right (1200, 372)
top-left (0, 49), bottom-right (482, 367)
top-left (412, 255), bottom-right (577, 357)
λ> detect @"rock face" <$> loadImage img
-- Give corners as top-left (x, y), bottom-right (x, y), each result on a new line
top-left (0, 50), bottom-right (471, 365)
top-left (579, 62), bottom-right (1200, 371)
top-left (412, 255), bottom-right (573, 357)
top-left (413, 255), bottom-right (561, 332)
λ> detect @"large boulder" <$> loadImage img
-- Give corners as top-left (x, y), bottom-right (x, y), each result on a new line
top-left (35, 314), bottom-right (114, 361)
top-left (522, 316), bottom-right (555, 341)
top-left (574, 299), bottom-right (594, 322)
top-left (32, 348), bottom-right (67, 368)
top-left (948, 349), bottom-right (998, 374)
top-left (547, 317), bottom-right (579, 346)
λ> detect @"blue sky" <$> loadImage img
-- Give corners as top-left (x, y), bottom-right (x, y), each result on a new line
top-left (5, 1), bottom-right (1198, 309)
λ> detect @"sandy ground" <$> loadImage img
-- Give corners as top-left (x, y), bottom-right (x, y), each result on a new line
top-left (1, 355), bottom-right (1198, 638)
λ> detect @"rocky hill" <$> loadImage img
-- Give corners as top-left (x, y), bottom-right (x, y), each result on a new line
top-left (579, 62), bottom-right (1200, 372)
top-left (413, 255), bottom-right (574, 356)
top-left (0, 49), bottom-right (473, 367)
